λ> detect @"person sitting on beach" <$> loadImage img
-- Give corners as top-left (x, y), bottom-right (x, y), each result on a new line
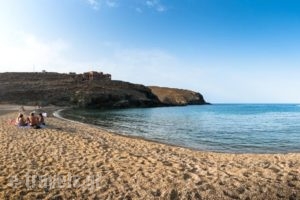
top-left (27, 112), bottom-right (40, 128)
top-left (38, 113), bottom-right (46, 126)
top-left (15, 113), bottom-right (27, 126)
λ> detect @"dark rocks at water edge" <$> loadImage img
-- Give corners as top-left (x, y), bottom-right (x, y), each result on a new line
top-left (0, 72), bottom-right (208, 109)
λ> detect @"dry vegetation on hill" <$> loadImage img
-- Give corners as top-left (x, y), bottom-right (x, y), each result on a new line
top-left (0, 72), bottom-right (207, 108)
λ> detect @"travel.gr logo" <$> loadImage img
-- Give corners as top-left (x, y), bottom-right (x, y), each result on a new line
top-left (8, 172), bottom-right (101, 192)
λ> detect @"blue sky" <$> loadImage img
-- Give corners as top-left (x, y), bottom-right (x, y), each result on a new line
top-left (0, 0), bottom-right (299, 103)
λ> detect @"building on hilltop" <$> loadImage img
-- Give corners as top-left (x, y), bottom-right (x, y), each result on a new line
top-left (82, 71), bottom-right (111, 81)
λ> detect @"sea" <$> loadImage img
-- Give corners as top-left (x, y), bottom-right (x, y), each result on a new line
top-left (60, 104), bottom-right (300, 153)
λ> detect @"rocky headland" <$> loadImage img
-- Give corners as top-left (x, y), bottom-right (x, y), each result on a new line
top-left (0, 72), bottom-right (208, 108)
top-left (149, 86), bottom-right (208, 106)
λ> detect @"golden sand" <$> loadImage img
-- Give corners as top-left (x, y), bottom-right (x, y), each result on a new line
top-left (0, 107), bottom-right (299, 199)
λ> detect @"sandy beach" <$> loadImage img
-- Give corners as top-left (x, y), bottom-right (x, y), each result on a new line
top-left (0, 106), bottom-right (299, 199)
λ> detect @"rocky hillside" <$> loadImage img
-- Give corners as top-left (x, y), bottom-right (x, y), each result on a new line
top-left (149, 86), bottom-right (208, 106)
top-left (0, 72), bottom-right (207, 108)
top-left (0, 72), bottom-right (160, 109)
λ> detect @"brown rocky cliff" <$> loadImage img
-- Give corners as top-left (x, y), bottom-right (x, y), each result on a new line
top-left (149, 86), bottom-right (208, 106)
top-left (0, 72), bottom-right (161, 108)
top-left (0, 72), bottom-right (208, 108)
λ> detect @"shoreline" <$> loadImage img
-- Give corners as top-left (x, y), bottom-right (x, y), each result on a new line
top-left (54, 107), bottom-right (300, 155)
top-left (1, 105), bottom-right (300, 199)
top-left (3, 105), bottom-right (300, 156)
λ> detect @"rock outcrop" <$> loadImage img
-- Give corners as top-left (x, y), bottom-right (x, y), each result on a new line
top-left (149, 86), bottom-right (208, 106)
top-left (0, 72), bottom-right (208, 108)
top-left (0, 72), bottom-right (160, 109)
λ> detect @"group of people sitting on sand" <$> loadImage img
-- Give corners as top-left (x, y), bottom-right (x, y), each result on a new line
top-left (15, 112), bottom-right (46, 129)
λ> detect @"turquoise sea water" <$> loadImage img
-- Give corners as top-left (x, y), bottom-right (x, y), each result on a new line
top-left (61, 104), bottom-right (300, 153)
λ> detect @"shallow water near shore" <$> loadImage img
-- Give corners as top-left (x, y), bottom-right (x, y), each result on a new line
top-left (61, 104), bottom-right (300, 153)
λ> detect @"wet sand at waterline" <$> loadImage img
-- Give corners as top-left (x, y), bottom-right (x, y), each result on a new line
top-left (0, 106), bottom-right (299, 199)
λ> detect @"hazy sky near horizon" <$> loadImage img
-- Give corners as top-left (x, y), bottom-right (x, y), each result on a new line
top-left (0, 0), bottom-right (300, 103)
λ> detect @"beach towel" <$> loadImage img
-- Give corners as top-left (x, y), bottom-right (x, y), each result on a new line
top-left (17, 125), bottom-right (31, 129)
top-left (8, 119), bottom-right (15, 125)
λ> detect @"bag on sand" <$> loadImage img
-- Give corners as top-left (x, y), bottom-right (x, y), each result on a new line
top-left (33, 125), bottom-right (41, 129)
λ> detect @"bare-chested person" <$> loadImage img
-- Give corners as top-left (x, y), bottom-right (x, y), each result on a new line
top-left (27, 112), bottom-right (39, 127)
